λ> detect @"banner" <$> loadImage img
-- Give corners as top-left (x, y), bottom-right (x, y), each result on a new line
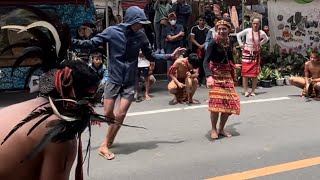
top-left (268, 0), bottom-right (320, 53)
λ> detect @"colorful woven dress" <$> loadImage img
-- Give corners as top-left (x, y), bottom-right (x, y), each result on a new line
top-left (203, 37), bottom-right (240, 115)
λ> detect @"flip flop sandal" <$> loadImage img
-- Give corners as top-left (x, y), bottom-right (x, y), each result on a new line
top-left (98, 151), bottom-right (115, 160)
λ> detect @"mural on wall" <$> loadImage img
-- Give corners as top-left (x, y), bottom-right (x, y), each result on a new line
top-left (0, 1), bottom-right (95, 90)
top-left (268, 0), bottom-right (320, 54)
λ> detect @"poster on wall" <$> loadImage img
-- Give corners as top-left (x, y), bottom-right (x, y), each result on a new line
top-left (268, 0), bottom-right (320, 53)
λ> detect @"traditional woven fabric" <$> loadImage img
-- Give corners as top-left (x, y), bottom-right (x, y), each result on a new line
top-left (241, 49), bottom-right (260, 77)
top-left (208, 63), bottom-right (240, 115)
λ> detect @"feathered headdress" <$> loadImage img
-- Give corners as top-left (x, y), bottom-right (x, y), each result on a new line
top-left (0, 7), bottom-right (145, 180)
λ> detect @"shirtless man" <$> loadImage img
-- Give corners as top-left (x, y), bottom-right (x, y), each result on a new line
top-left (0, 60), bottom-right (101, 180)
top-left (168, 53), bottom-right (200, 103)
top-left (0, 8), bottom-right (103, 180)
top-left (0, 98), bottom-right (77, 180)
top-left (289, 51), bottom-right (320, 97)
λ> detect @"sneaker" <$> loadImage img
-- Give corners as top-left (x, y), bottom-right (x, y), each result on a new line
top-left (160, 49), bottom-right (165, 54)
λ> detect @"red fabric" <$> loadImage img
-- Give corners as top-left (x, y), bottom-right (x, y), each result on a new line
top-left (55, 67), bottom-right (76, 98)
top-left (121, 1), bottom-right (147, 10)
top-left (0, 0), bottom-right (87, 5)
top-left (241, 50), bottom-right (260, 77)
top-left (208, 63), bottom-right (240, 115)
top-left (209, 62), bottom-right (236, 82)
top-left (242, 61), bottom-right (260, 77)
top-left (197, 48), bottom-right (204, 59)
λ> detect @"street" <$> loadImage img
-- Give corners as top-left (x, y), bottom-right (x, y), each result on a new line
top-left (1, 82), bottom-right (320, 180)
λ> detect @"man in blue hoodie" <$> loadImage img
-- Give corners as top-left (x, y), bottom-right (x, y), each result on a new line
top-left (72, 6), bottom-right (185, 160)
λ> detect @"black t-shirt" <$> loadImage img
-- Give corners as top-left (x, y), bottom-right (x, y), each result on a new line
top-left (203, 38), bottom-right (235, 77)
top-left (190, 25), bottom-right (209, 52)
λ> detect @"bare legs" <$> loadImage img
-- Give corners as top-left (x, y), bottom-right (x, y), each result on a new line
top-left (99, 98), bottom-right (132, 160)
top-left (289, 77), bottom-right (305, 89)
top-left (210, 112), bottom-right (219, 139)
top-left (243, 77), bottom-right (249, 96)
top-left (251, 77), bottom-right (258, 96)
top-left (210, 112), bottom-right (232, 139)
top-left (185, 77), bottom-right (198, 103)
top-left (242, 76), bottom-right (258, 96)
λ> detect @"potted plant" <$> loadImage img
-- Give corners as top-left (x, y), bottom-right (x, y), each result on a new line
top-left (274, 69), bottom-right (284, 86)
top-left (284, 75), bottom-right (291, 85)
top-left (259, 67), bottom-right (273, 87)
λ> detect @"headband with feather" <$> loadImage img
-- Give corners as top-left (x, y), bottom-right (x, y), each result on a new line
top-left (215, 20), bottom-right (232, 29)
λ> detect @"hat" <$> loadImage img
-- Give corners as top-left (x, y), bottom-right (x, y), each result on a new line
top-left (123, 6), bottom-right (151, 25)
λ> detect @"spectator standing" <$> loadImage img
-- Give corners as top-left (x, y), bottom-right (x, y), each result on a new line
top-left (204, 3), bottom-right (215, 28)
top-left (154, 0), bottom-right (172, 54)
top-left (172, 0), bottom-right (192, 46)
top-left (190, 14), bottom-right (209, 86)
top-left (163, 12), bottom-right (185, 79)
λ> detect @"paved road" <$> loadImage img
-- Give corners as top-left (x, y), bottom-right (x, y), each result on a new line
top-left (1, 82), bottom-right (320, 180)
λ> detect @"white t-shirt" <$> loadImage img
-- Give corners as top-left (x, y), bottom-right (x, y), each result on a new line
top-left (138, 56), bottom-right (150, 68)
top-left (236, 28), bottom-right (269, 51)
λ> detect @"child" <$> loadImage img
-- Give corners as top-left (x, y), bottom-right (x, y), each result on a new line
top-left (136, 50), bottom-right (156, 101)
top-left (89, 50), bottom-right (108, 104)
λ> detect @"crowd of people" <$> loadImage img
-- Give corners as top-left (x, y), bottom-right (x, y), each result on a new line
top-left (1, 2), bottom-right (320, 180)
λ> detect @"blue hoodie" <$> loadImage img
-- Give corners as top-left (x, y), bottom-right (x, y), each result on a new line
top-left (72, 6), bottom-right (172, 86)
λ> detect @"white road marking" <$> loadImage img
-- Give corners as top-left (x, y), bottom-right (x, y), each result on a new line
top-left (127, 97), bottom-right (290, 117)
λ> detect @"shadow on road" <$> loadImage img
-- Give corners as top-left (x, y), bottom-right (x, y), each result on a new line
top-left (88, 140), bottom-right (185, 155)
top-left (205, 122), bottom-right (241, 141)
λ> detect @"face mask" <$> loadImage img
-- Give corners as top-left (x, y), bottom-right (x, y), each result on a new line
top-left (169, 20), bottom-right (176, 26)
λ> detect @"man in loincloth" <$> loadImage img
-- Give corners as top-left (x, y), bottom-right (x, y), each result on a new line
top-left (236, 17), bottom-right (269, 97)
top-left (168, 53), bottom-right (200, 104)
top-left (289, 50), bottom-right (320, 98)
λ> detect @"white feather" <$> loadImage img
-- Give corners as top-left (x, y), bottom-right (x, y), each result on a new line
top-left (49, 97), bottom-right (78, 122)
top-left (1, 25), bottom-right (26, 31)
top-left (18, 21), bottom-right (61, 57)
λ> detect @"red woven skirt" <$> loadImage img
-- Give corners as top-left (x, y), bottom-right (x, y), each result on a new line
top-left (208, 63), bottom-right (240, 115)
top-left (241, 49), bottom-right (260, 77)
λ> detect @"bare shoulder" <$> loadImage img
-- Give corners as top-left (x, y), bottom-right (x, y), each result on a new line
top-left (0, 97), bottom-right (59, 174)
top-left (173, 58), bottom-right (185, 66)
top-left (305, 61), bottom-right (311, 67)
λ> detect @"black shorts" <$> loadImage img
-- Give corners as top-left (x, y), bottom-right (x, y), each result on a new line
top-left (138, 67), bottom-right (150, 78)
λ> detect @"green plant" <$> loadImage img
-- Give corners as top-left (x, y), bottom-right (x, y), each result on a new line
top-left (273, 69), bottom-right (283, 79)
top-left (276, 52), bottom-right (307, 76)
top-left (259, 67), bottom-right (274, 80)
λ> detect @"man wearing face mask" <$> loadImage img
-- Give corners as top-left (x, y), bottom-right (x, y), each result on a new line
top-left (72, 6), bottom-right (186, 160)
top-left (163, 12), bottom-right (185, 54)
top-left (163, 12), bottom-right (185, 80)
top-left (172, 0), bottom-right (192, 46)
